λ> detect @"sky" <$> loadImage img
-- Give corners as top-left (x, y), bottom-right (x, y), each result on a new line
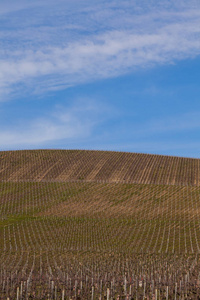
top-left (1, 0), bottom-right (200, 158)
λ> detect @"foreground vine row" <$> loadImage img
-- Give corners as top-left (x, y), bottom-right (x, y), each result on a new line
top-left (1, 252), bottom-right (200, 299)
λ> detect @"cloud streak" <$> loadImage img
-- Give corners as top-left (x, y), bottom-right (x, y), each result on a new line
top-left (0, 99), bottom-right (106, 149)
top-left (1, 1), bottom-right (200, 98)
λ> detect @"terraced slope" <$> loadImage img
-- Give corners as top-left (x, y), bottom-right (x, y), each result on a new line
top-left (0, 149), bottom-right (200, 185)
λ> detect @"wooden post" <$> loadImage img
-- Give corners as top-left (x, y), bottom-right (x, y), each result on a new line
top-left (175, 282), bottom-right (177, 300)
top-left (155, 288), bottom-right (157, 300)
top-left (62, 289), bottom-right (65, 300)
top-left (166, 286), bottom-right (168, 300)
top-left (51, 281), bottom-right (54, 300)
top-left (107, 288), bottom-right (110, 300)
top-left (55, 285), bottom-right (57, 300)
top-left (143, 281), bottom-right (146, 299)
top-left (124, 276), bottom-right (127, 295)
top-left (17, 287), bottom-right (19, 300)
top-left (129, 284), bottom-right (132, 298)
top-left (92, 286), bottom-right (94, 300)
top-left (99, 280), bottom-right (102, 300)
top-left (20, 281), bottom-right (23, 300)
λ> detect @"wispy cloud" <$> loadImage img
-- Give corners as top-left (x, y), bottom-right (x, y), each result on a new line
top-left (0, 99), bottom-right (107, 149)
top-left (1, 0), bottom-right (200, 99)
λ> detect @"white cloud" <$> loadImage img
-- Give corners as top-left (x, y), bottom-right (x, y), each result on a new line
top-left (1, 1), bottom-right (200, 98)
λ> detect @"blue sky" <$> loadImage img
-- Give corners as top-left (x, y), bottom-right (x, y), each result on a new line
top-left (1, 0), bottom-right (200, 157)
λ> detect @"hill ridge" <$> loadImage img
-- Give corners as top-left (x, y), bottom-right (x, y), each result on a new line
top-left (0, 149), bottom-right (199, 186)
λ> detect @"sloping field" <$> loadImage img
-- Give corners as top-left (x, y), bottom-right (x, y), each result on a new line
top-left (1, 181), bottom-right (200, 253)
top-left (1, 150), bottom-right (200, 299)
top-left (0, 149), bottom-right (200, 185)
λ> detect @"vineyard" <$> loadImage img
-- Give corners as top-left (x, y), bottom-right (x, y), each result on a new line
top-left (1, 150), bottom-right (200, 299)
top-left (0, 149), bottom-right (200, 185)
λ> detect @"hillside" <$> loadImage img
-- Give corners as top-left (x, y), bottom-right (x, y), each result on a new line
top-left (1, 149), bottom-right (200, 299)
top-left (0, 149), bottom-right (199, 185)
top-left (1, 180), bottom-right (200, 254)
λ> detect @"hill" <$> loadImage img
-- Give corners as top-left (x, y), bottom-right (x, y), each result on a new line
top-left (0, 149), bottom-right (200, 185)
top-left (1, 149), bottom-right (200, 299)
